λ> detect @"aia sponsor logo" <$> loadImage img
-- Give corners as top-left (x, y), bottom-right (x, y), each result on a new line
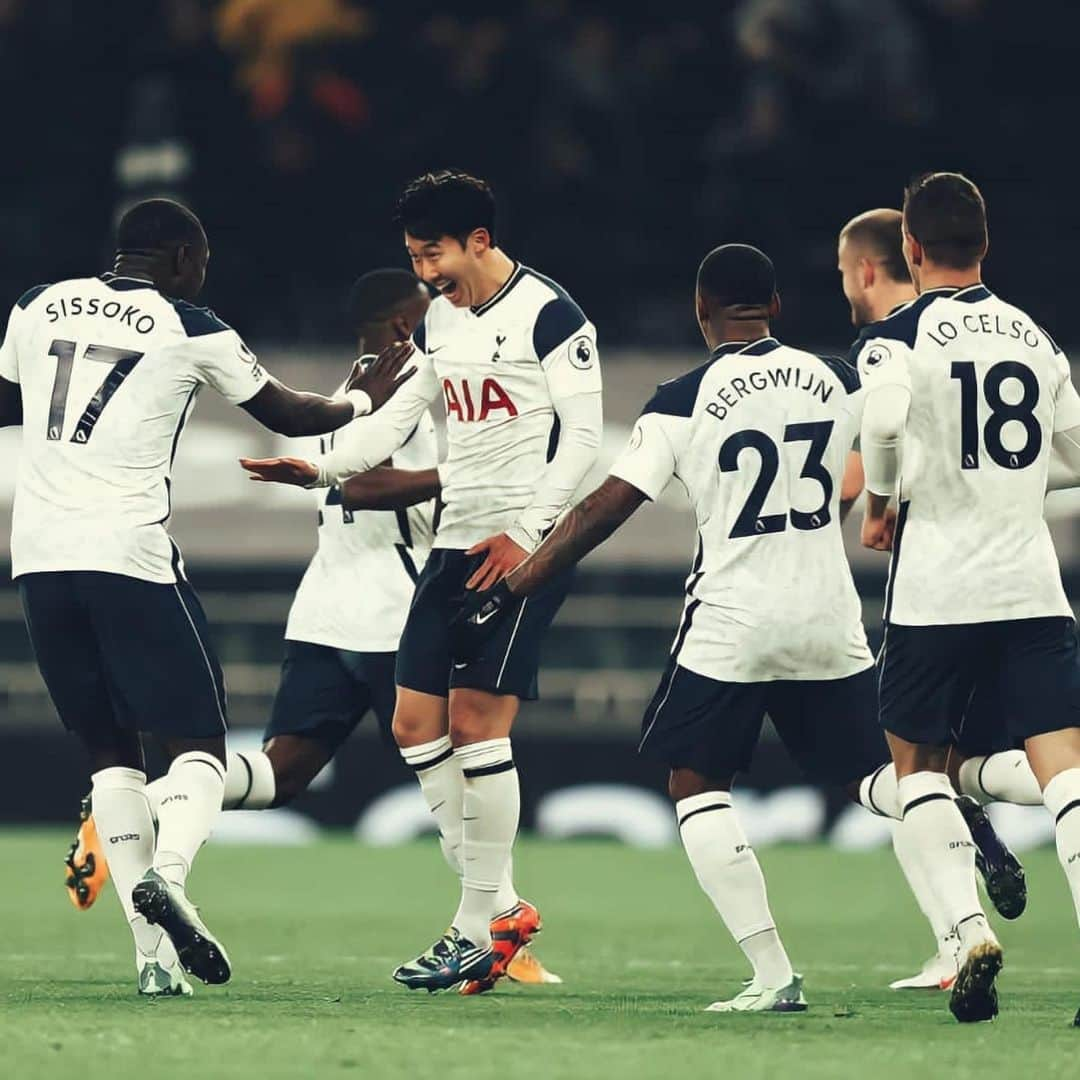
top-left (443, 377), bottom-right (518, 422)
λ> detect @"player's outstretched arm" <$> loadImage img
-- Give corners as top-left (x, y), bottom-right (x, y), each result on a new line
top-left (240, 342), bottom-right (416, 437)
top-left (0, 376), bottom-right (22, 427)
top-left (340, 467), bottom-right (440, 510)
top-left (508, 476), bottom-right (647, 596)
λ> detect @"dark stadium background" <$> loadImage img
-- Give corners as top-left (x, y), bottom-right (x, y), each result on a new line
top-left (1, 0), bottom-right (1077, 851)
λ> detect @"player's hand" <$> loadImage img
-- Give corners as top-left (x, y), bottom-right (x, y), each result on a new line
top-left (449, 580), bottom-right (516, 664)
top-left (348, 341), bottom-right (416, 411)
top-left (465, 533), bottom-right (529, 591)
top-left (239, 456), bottom-right (319, 486)
top-left (861, 505), bottom-right (897, 551)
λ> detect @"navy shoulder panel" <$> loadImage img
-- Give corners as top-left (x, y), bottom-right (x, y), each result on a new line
top-left (412, 317), bottom-right (427, 354)
top-left (1038, 323), bottom-right (1062, 356)
top-left (16, 284), bottom-right (51, 310)
top-left (170, 299), bottom-right (231, 337)
top-left (533, 294), bottom-right (588, 360)
top-left (641, 358), bottom-right (715, 419)
top-left (817, 354), bottom-right (860, 394)
top-left (847, 291), bottom-right (942, 360)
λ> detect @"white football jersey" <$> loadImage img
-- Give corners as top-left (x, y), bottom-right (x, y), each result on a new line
top-left (322, 263), bottom-right (602, 551)
top-left (610, 337), bottom-right (873, 683)
top-left (853, 284), bottom-right (1080, 626)
top-left (0, 275), bottom-right (269, 583)
top-left (285, 368), bottom-right (438, 653)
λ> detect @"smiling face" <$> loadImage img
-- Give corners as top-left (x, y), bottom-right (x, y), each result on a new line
top-left (405, 230), bottom-right (490, 308)
top-left (837, 234), bottom-right (873, 327)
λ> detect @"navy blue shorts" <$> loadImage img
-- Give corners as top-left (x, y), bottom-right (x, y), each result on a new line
top-left (18, 570), bottom-right (227, 741)
top-left (640, 662), bottom-right (885, 785)
top-left (264, 641), bottom-right (397, 752)
top-left (395, 549), bottom-right (573, 700)
top-left (879, 617), bottom-right (1080, 747)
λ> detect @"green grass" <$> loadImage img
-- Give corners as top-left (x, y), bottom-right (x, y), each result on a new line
top-left (3, 830), bottom-right (1079, 1080)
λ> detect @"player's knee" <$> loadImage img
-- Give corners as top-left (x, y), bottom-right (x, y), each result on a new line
top-left (668, 768), bottom-right (729, 803)
top-left (448, 704), bottom-right (499, 748)
top-left (392, 709), bottom-right (432, 748)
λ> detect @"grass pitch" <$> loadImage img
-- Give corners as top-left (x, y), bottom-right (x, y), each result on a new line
top-left (3, 830), bottom-right (1079, 1080)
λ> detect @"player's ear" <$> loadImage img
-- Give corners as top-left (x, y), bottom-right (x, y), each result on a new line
top-left (469, 228), bottom-right (491, 255)
top-left (859, 256), bottom-right (875, 290)
top-left (768, 292), bottom-right (781, 319)
top-left (904, 230), bottom-right (923, 267)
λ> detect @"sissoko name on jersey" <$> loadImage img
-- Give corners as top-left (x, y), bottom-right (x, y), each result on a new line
top-left (0, 275), bottom-right (269, 583)
top-left (314, 263), bottom-right (603, 553)
top-left (610, 337), bottom-right (873, 683)
top-left (284, 365), bottom-right (438, 654)
top-left (853, 284), bottom-right (1080, 627)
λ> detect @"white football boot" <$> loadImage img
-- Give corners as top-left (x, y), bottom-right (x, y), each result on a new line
top-left (137, 950), bottom-right (193, 997)
top-left (706, 974), bottom-right (807, 1013)
top-left (890, 933), bottom-right (959, 990)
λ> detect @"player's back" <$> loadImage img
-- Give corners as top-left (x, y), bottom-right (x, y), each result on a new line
top-left (631, 337), bottom-right (870, 682)
top-left (854, 285), bottom-right (1074, 625)
top-left (1, 274), bottom-right (266, 583)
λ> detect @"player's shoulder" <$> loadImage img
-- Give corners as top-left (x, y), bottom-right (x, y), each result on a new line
top-left (516, 265), bottom-right (591, 358)
top-left (167, 298), bottom-right (235, 339)
top-left (642, 356), bottom-right (717, 419)
top-left (772, 341), bottom-right (861, 395)
top-left (13, 282), bottom-right (55, 311)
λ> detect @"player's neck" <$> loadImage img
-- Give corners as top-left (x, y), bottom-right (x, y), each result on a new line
top-left (111, 257), bottom-right (157, 287)
top-left (708, 321), bottom-right (771, 351)
top-left (468, 249), bottom-right (517, 309)
top-left (868, 284), bottom-right (917, 322)
top-left (916, 263), bottom-right (982, 293)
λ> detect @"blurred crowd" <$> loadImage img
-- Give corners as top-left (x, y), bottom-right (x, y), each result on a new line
top-left (1, 0), bottom-right (1074, 348)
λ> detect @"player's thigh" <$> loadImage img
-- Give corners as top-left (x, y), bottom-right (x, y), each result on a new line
top-left (82, 572), bottom-right (228, 739)
top-left (266, 640), bottom-right (368, 759)
top-left (450, 565), bottom-right (575, 702)
top-left (262, 735), bottom-right (333, 805)
top-left (997, 617), bottom-right (1080, 745)
top-left (638, 660), bottom-right (767, 781)
top-left (877, 622), bottom-right (981, 749)
top-left (339, 649), bottom-right (399, 748)
top-left (768, 665), bottom-right (887, 788)
top-left (17, 572), bottom-right (124, 747)
top-left (394, 550), bottom-right (460, 698)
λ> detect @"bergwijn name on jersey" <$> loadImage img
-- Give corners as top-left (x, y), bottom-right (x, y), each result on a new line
top-left (610, 337), bottom-right (873, 683)
top-left (852, 284), bottom-right (1080, 627)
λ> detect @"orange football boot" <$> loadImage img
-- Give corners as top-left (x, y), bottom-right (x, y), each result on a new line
top-left (64, 795), bottom-right (109, 910)
top-left (459, 899), bottom-right (542, 995)
top-left (507, 945), bottom-right (562, 985)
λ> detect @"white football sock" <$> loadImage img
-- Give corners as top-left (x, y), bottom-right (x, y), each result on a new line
top-left (452, 738), bottom-right (519, 947)
top-left (1042, 767), bottom-right (1080, 925)
top-left (891, 823), bottom-right (953, 950)
top-left (145, 751), bottom-right (276, 819)
top-left (677, 791), bottom-right (793, 989)
top-left (152, 751), bottom-right (226, 889)
top-left (401, 736), bottom-right (465, 876)
top-left (958, 751), bottom-right (1043, 807)
top-left (896, 772), bottom-right (989, 940)
top-left (222, 750), bottom-right (277, 810)
top-left (91, 767), bottom-right (174, 960)
top-left (494, 858), bottom-right (519, 916)
top-left (858, 762), bottom-right (901, 820)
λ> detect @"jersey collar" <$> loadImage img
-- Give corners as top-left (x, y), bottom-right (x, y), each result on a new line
top-left (918, 283), bottom-right (990, 303)
top-left (470, 262), bottom-right (525, 317)
top-left (710, 336), bottom-right (780, 359)
top-left (99, 272), bottom-right (156, 292)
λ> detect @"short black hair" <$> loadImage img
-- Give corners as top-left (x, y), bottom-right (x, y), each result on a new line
top-left (903, 173), bottom-right (987, 269)
top-left (697, 244), bottom-right (776, 308)
top-left (116, 198), bottom-right (205, 255)
top-left (348, 269), bottom-right (425, 329)
top-left (393, 170), bottom-right (496, 246)
top-left (840, 209), bottom-right (910, 283)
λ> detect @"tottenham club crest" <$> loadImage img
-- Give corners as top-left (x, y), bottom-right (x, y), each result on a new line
top-left (569, 335), bottom-right (594, 370)
top-left (865, 343), bottom-right (891, 367)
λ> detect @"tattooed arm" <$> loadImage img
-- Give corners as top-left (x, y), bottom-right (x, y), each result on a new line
top-left (508, 477), bottom-right (648, 596)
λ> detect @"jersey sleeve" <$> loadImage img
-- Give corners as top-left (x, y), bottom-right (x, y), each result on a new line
top-left (609, 413), bottom-right (682, 500)
top-left (533, 296), bottom-right (602, 398)
top-left (190, 330), bottom-right (270, 405)
top-left (854, 335), bottom-right (912, 393)
top-left (1052, 350), bottom-right (1080, 433)
top-left (323, 350), bottom-right (441, 480)
top-left (0, 304), bottom-right (20, 383)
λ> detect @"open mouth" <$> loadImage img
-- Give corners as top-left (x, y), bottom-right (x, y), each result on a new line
top-left (436, 279), bottom-right (461, 302)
